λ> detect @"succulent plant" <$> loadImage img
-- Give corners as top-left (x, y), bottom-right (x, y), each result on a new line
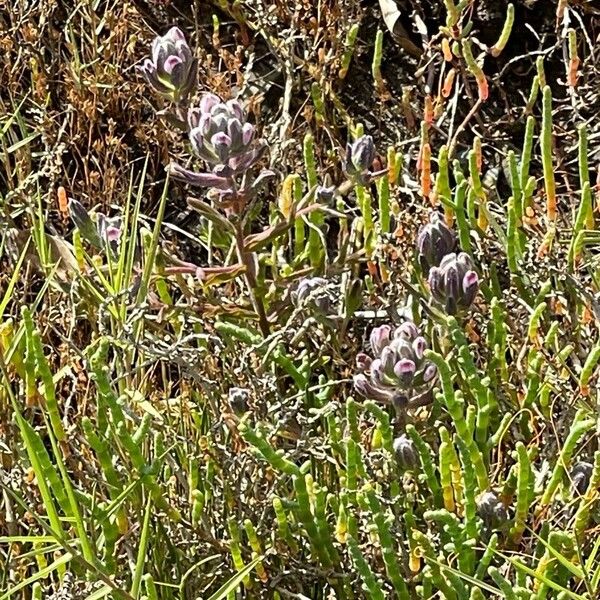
top-left (416, 211), bottom-right (457, 274)
top-left (137, 27), bottom-right (197, 103)
top-left (476, 491), bottom-right (509, 529)
top-left (292, 277), bottom-right (332, 316)
top-left (393, 434), bottom-right (419, 471)
top-left (343, 135), bottom-right (376, 186)
top-left (353, 321), bottom-right (437, 404)
top-left (428, 252), bottom-right (479, 315)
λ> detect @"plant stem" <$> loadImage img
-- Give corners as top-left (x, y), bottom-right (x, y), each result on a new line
top-left (234, 222), bottom-right (270, 337)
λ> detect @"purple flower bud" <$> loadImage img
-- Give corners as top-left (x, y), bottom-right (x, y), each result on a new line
top-left (571, 461), bottom-right (593, 496)
top-left (428, 252), bottom-right (479, 315)
top-left (412, 336), bottom-right (427, 360)
top-left (371, 359), bottom-right (386, 386)
top-left (226, 99), bottom-right (244, 121)
top-left (356, 352), bottom-right (372, 372)
top-left (422, 363), bottom-right (437, 383)
top-left (343, 135), bottom-right (376, 184)
top-left (395, 321), bottom-right (419, 341)
top-left (444, 264), bottom-right (460, 303)
top-left (211, 132), bottom-right (232, 147)
top-left (394, 358), bottom-right (416, 386)
top-left (166, 26), bottom-right (186, 43)
top-left (393, 434), bottom-right (419, 470)
top-left (105, 225), bottom-right (121, 243)
top-left (200, 93), bottom-right (221, 114)
top-left (416, 211), bottom-right (456, 273)
top-left (370, 324), bottom-right (391, 355)
top-left (428, 266), bottom-right (442, 296)
top-left (227, 118), bottom-right (243, 149)
top-left (350, 135), bottom-right (375, 172)
top-left (142, 27), bottom-right (197, 101)
top-left (353, 374), bottom-right (393, 403)
top-left (380, 346), bottom-right (396, 375)
top-left (211, 132), bottom-right (232, 161)
top-left (163, 55), bottom-right (182, 74)
top-left (242, 123), bottom-right (254, 146)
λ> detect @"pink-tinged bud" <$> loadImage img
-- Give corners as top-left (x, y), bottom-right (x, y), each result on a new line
top-left (428, 251), bottom-right (479, 315)
top-left (444, 264), bottom-right (460, 301)
top-left (462, 270), bottom-right (479, 307)
top-left (226, 99), bottom-right (244, 121)
top-left (187, 107), bottom-right (201, 129)
top-left (416, 211), bottom-right (456, 273)
top-left (394, 358), bottom-right (416, 386)
top-left (211, 114), bottom-right (228, 134)
top-left (380, 346), bottom-right (396, 375)
top-left (412, 336), bottom-right (427, 360)
top-left (242, 123), bottom-right (254, 146)
top-left (212, 133), bottom-right (232, 162)
top-left (227, 118), bottom-right (243, 149)
top-left (370, 325), bottom-right (391, 355)
top-left (463, 270), bottom-right (479, 292)
top-left (163, 55), bottom-right (182, 74)
top-left (393, 434), bottom-right (419, 470)
top-left (200, 93), bottom-right (221, 115)
top-left (428, 266), bottom-right (442, 295)
top-left (105, 226), bottom-right (121, 243)
top-left (198, 113), bottom-right (212, 135)
top-left (423, 363), bottom-right (437, 382)
top-left (395, 321), bottom-right (419, 341)
top-left (350, 135), bottom-right (375, 172)
top-left (371, 359), bottom-right (385, 386)
top-left (356, 352), bottom-right (372, 372)
top-left (353, 375), bottom-right (393, 403)
top-left (166, 26), bottom-right (186, 43)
